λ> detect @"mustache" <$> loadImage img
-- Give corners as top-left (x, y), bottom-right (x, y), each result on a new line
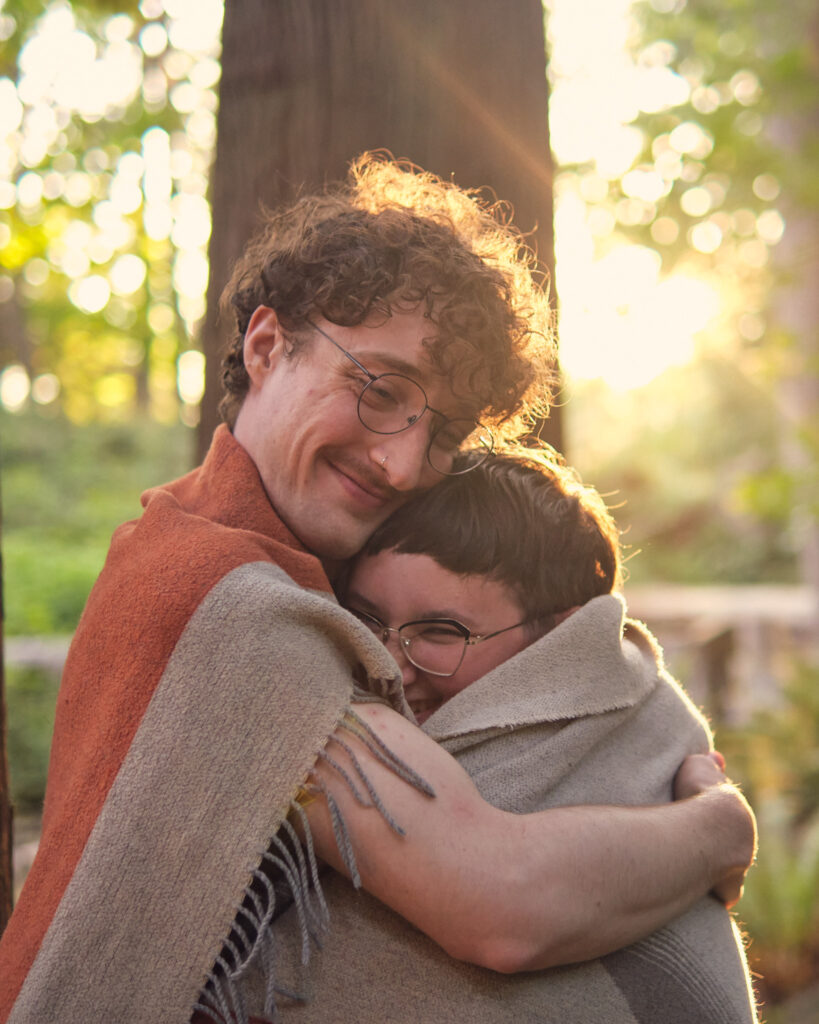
top-left (331, 456), bottom-right (402, 502)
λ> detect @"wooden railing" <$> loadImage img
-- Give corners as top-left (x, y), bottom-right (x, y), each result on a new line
top-left (624, 584), bottom-right (819, 724)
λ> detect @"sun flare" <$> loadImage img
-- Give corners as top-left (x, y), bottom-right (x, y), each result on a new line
top-left (547, 0), bottom-right (722, 391)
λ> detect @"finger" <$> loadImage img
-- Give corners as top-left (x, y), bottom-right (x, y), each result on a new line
top-left (708, 750), bottom-right (726, 773)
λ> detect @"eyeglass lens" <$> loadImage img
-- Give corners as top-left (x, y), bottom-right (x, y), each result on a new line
top-left (399, 620), bottom-right (468, 675)
top-left (358, 374), bottom-right (426, 433)
top-left (357, 374), bottom-right (493, 474)
top-left (353, 611), bottom-right (468, 675)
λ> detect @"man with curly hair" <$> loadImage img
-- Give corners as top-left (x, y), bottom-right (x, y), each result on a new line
top-left (0, 156), bottom-right (755, 1024)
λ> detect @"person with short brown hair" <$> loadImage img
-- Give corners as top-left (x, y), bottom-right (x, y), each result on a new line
top-left (346, 444), bottom-right (621, 637)
top-left (296, 448), bottom-right (756, 1022)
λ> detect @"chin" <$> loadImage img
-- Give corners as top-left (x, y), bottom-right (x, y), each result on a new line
top-left (293, 509), bottom-right (376, 561)
top-left (306, 528), bottom-right (372, 562)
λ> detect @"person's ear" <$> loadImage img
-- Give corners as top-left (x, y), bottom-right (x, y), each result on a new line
top-left (243, 306), bottom-right (284, 384)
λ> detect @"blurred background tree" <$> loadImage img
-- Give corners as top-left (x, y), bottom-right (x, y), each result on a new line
top-left (0, 0), bottom-right (219, 429)
top-left (546, 4), bottom-right (819, 1013)
top-left (553, 0), bottom-right (818, 592)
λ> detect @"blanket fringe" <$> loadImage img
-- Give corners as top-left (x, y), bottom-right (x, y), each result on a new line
top-left (344, 705), bottom-right (437, 797)
top-left (191, 707), bottom-right (434, 1024)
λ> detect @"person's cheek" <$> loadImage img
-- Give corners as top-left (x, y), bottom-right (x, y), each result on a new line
top-left (437, 676), bottom-right (471, 702)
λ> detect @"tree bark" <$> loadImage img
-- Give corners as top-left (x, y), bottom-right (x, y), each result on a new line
top-left (198, 0), bottom-right (559, 461)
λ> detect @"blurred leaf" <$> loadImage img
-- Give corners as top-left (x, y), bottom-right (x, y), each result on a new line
top-left (5, 665), bottom-right (59, 810)
top-left (1, 408), bottom-right (191, 632)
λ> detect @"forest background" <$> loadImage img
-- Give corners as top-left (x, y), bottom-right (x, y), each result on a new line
top-left (0, 1), bottom-right (817, 1020)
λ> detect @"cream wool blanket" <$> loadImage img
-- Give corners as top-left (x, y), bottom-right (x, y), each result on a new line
top-left (266, 593), bottom-right (758, 1023)
top-left (0, 427), bottom-right (424, 1024)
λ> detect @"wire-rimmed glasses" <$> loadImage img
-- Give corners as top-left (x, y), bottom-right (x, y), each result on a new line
top-left (306, 318), bottom-right (494, 475)
top-left (350, 608), bottom-right (528, 677)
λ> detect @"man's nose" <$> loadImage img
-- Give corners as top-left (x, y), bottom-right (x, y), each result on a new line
top-left (370, 423), bottom-right (432, 491)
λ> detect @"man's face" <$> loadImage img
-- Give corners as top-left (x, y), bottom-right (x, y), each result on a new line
top-left (345, 550), bottom-right (530, 723)
top-left (233, 308), bottom-right (476, 560)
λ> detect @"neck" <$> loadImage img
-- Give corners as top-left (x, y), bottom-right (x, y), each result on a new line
top-left (320, 557), bottom-right (346, 586)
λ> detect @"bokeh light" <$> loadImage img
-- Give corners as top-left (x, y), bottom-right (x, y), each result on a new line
top-left (547, 0), bottom-right (784, 391)
top-left (1, 0), bottom-right (224, 422)
top-left (0, 363), bottom-right (30, 412)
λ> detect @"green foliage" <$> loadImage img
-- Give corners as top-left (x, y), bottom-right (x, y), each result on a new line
top-left (1, 407), bottom-right (192, 811)
top-left (4, 665), bottom-right (59, 810)
top-left (720, 662), bottom-right (819, 825)
top-left (738, 805), bottom-right (819, 1010)
top-left (4, 534), bottom-right (111, 633)
top-left (717, 662), bottom-right (819, 1006)
top-left (740, 804), bottom-right (819, 951)
top-left (627, 0), bottom-right (813, 267)
top-left (1, 406), bottom-right (192, 634)
top-left (567, 356), bottom-right (798, 584)
top-left (736, 466), bottom-right (797, 525)
top-left (556, 0), bottom-right (818, 586)
top-left (0, 0), bottom-right (220, 423)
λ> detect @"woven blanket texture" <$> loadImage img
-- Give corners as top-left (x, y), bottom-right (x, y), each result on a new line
top-left (260, 594), bottom-right (759, 1023)
top-left (0, 426), bottom-right (415, 1024)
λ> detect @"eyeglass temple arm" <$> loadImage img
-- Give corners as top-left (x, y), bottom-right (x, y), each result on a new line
top-left (305, 316), bottom-right (377, 381)
top-left (467, 621), bottom-right (528, 645)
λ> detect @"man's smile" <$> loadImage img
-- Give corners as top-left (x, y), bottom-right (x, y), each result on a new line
top-left (329, 457), bottom-right (396, 509)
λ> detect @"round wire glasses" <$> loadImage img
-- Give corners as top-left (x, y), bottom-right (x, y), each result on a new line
top-left (350, 609), bottom-right (528, 677)
top-left (306, 318), bottom-right (494, 475)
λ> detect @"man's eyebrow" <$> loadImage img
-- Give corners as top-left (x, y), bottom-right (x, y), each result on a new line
top-left (355, 348), bottom-right (481, 420)
top-left (357, 349), bottom-right (430, 379)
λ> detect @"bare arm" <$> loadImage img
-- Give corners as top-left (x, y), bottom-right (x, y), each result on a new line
top-left (301, 704), bottom-right (756, 974)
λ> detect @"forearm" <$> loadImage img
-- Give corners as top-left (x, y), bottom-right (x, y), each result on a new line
top-left (302, 704), bottom-right (753, 972)
top-left (497, 785), bottom-right (748, 970)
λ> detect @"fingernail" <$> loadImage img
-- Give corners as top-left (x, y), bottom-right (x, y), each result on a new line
top-left (709, 750), bottom-right (726, 772)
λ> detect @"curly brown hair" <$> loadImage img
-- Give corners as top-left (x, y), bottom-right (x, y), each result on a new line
top-left (219, 153), bottom-right (556, 435)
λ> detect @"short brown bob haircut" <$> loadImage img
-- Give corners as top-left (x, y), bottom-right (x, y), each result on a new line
top-left (219, 153), bottom-right (555, 437)
top-left (343, 446), bottom-right (622, 638)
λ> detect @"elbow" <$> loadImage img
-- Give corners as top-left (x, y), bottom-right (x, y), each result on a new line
top-left (473, 938), bottom-right (552, 975)
top-left (440, 925), bottom-right (563, 975)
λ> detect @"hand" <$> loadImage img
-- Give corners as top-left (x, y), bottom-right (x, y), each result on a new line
top-left (673, 752), bottom-right (757, 908)
top-left (673, 751), bottom-right (728, 801)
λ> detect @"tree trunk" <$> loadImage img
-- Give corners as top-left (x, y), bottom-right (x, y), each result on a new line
top-left (198, 0), bottom-right (559, 461)
top-left (0, 280), bottom-right (33, 375)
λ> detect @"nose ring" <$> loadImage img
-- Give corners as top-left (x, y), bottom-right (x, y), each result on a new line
top-left (380, 455), bottom-right (388, 468)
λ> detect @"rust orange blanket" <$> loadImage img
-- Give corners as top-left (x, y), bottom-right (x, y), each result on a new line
top-left (0, 425), bottom-right (412, 1024)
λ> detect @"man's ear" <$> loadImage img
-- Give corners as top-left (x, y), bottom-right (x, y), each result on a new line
top-left (243, 306), bottom-right (284, 384)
